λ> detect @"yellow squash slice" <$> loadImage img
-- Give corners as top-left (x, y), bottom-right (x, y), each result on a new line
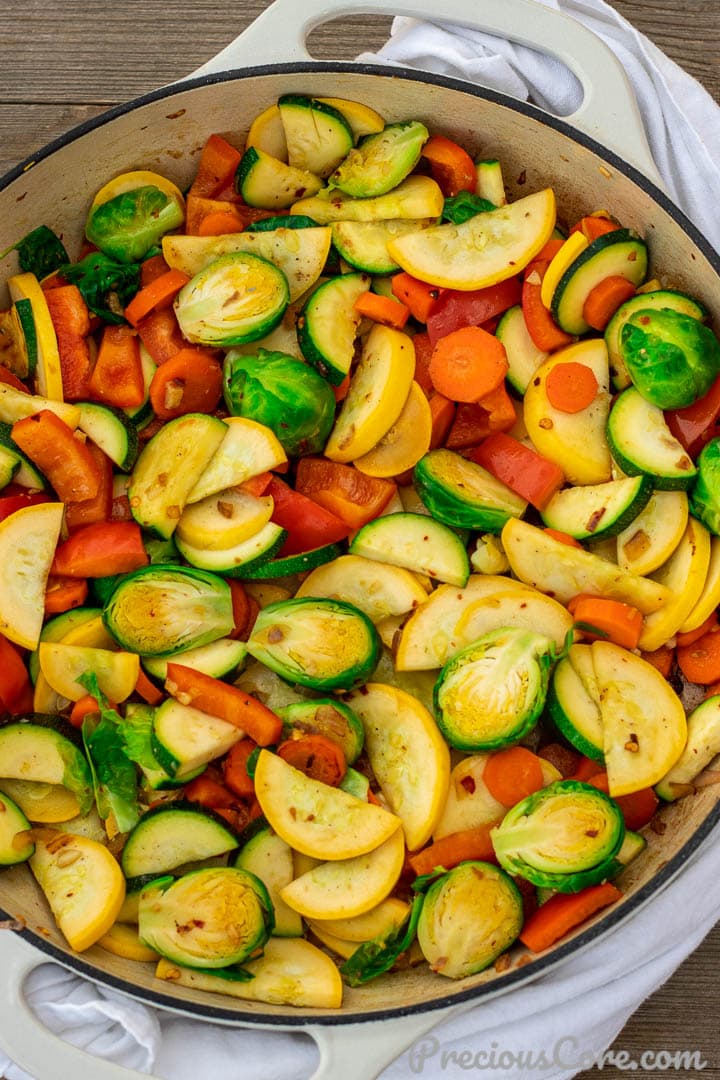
top-left (386, 188), bottom-right (556, 290)
top-left (98, 922), bottom-right (160, 963)
top-left (679, 534), bottom-right (720, 635)
top-left (253, 750), bottom-right (401, 860)
top-left (346, 683), bottom-right (450, 851)
top-left (38, 643), bottom-right (140, 703)
top-left (296, 553), bottom-right (429, 624)
top-left (29, 830), bottom-right (126, 952)
top-left (186, 417), bottom-right (287, 503)
top-left (176, 489), bottom-right (274, 550)
top-left (7, 272), bottom-right (63, 400)
top-left (246, 104), bottom-right (288, 160)
top-left (616, 490), bottom-right (688, 576)
top-left (309, 897), bottom-right (410, 943)
top-left (292, 175), bottom-right (444, 224)
top-left (0, 384), bottom-right (79, 428)
top-left (353, 381), bottom-right (432, 477)
top-left (0, 780), bottom-right (80, 824)
top-left (638, 516), bottom-right (712, 652)
top-left (90, 169), bottom-right (185, 213)
top-left (316, 97), bottom-right (385, 139)
top-left (0, 502), bottom-right (64, 649)
top-left (280, 827), bottom-right (405, 919)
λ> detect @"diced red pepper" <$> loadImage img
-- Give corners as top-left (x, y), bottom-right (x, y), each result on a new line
top-left (89, 325), bottom-right (145, 409)
top-left (267, 475), bottom-right (351, 556)
top-left (44, 285), bottom-right (92, 401)
top-left (0, 489), bottom-right (50, 522)
top-left (12, 411), bottom-right (102, 503)
top-left (0, 634), bottom-right (31, 714)
top-left (136, 307), bottom-right (186, 365)
top-left (295, 458), bottom-right (396, 530)
top-left (468, 431), bottom-right (565, 509)
top-left (52, 521), bottom-right (149, 578)
top-left (666, 374), bottom-right (720, 457)
top-left (426, 278), bottom-right (522, 345)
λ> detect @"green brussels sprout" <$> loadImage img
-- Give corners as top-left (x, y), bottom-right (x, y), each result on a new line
top-left (690, 437), bottom-right (720, 535)
top-left (491, 780), bottom-right (625, 893)
top-left (85, 186), bottom-right (185, 264)
top-left (618, 307), bottom-right (720, 409)
top-left (223, 349), bottom-right (335, 456)
top-left (433, 627), bottom-right (555, 751)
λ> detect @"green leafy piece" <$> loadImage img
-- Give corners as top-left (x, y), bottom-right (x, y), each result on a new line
top-left (340, 892), bottom-right (424, 987)
top-left (245, 746), bottom-right (261, 780)
top-left (119, 704), bottom-right (161, 772)
top-left (191, 964), bottom-right (255, 982)
top-left (86, 185), bottom-right (184, 264)
top-left (441, 192), bottom-right (496, 225)
top-left (690, 438), bottom-right (720, 535)
top-left (79, 671), bottom-right (140, 834)
top-left (5, 225), bottom-right (69, 280)
top-left (619, 308), bottom-right (720, 409)
top-left (61, 253), bottom-right (141, 324)
top-left (246, 215), bottom-right (319, 232)
top-left (223, 349), bottom-right (336, 457)
top-left (411, 867), bottom-right (448, 894)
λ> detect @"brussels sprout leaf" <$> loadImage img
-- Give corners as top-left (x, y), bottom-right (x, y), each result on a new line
top-left (2, 225), bottom-right (70, 280)
top-left (118, 704), bottom-right (160, 772)
top-left (340, 892), bottom-right (424, 987)
top-left (60, 252), bottom-right (141, 324)
top-left (79, 671), bottom-right (140, 833)
top-left (192, 965), bottom-right (255, 983)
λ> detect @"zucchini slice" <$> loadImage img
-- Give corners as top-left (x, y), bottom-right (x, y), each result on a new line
top-left (616, 490), bottom-right (689, 576)
top-left (386, 188), bottom-right (556, 291)
top-left (297, 271), bottom-right (370, 385)
top-left (235, 541), bottom-right (344, 580)
top-left (434, 628), bottom-right (554, 751)
top-left (496, 304), bottom-right (548, 394)
top-left (121, 800), bottom-right (240, 878)
top-left (0, 301), bottom-right (34, 379)
top-left (548, 648), bottom-right (604, 762)
top-left (316, 97), bottom-right (385, 140)
top-left (540, 475), bottom-right (652, 541)
top-left (235, 146), bottom-right (323, 210)
top-left (607, 387), bottom-right (697, 490)
top-left (247, 597), bottom-right (381, 692)
top-left (414, 448), bottom-right (528, 533)
top-left (325, 323), bottom-right (415, 453)
top-left (120, 702), bottom-right (204, 792)
top-left (656, 695), bottom-right (720, 801)
top-left (233, 823), bottom-right (303, 937)
top-left (550, 229), bottom-right (648, 335)
top-left (174, 252), bottom-right (289, 347)
top-left (128, 412), bottom-right (227, 538)
top-left (139, 867), bottom-right (273, 968)
top-left (176, 520), bottom-right (287, 578)
top-left (291, 175), bottom-right (445, 224)
top-left (295, 553), bottom-right (429, 625)
top-left (491, 780), bottom-right (625, 893)
top-left (151, 698), bottom-right (242, 778)
top-left (278, 699), bottom-right (364, 765)
top-left (278, 95), bottom-right (354, 178)
top-left (0, 502), bottom-right (64, 649)
top-left (329, 120), bottom-right (429, 197)
top-left (76, 401), bottom-right (139, 472)
top-left (0, 791), bottom-right (34, 865)
top-left (417, 862), bottom-right (522, 978)
top-left (331, 219), bottom-right (436, 275)
top-left (186, 416), bottom-right (287, 504)
top-left (140, 636), bottom-right (246, 684)
top-left (475, 159), bottom-right (506, 206)
top-left (605, 288), bottom-right (708, 390)
top-left (102, 564), bottom-right (234, 656)
top-left (350, 511), bottom-right (470, 587)
top-left (7, 272), bottom-right (63, 400)
top-left (0, 420), bottom-right (46, 489)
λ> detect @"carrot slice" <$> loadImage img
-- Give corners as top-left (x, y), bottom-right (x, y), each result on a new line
top-left (183, 773), bottom-right (239, 810)
top-left (148, 348), bottom-right (223, 419)
top-left (582, 275), bottom-right (638, 332)
top-left (124, 269), bottom-right (191, 328)
top-left (408, 823), bottom-right (500, 877)
top-left (428, 325), bottom-right (508, 402)
top-left (640, 645), bottom-right (674, 678)
top-left (134, 667), bottom-right (164, 706)
top-left (570, 596), bottom-right (643, 650)
top-left (353, 291), bottom-right (410, 330)
top-left (189, 133), bottom-right (243, 199)
top-left (545, 361), bottom-right (599, 413)
top-left (69, 693), bottom-right (104, 729)
top-left (677, 626), bottom-right (720, 685)
top-left (483, 746), bottom-right (545, 808)
top-left (277, 734), bottom-right (347, 787)
top-left (165, 663), bottom-right (282, 746)
top-left (569, 215), bottom-right (620, 243)
top-left (675, 612), bottom-right (718, 648)
top-left (197, 210), bottom-right (248, 236)
top-left (429, 392), bottom-right (456, 449)
top-left (391, 274), bottom-right (441, 323)
top-left (519, 882), bottom-right (623, 952)
top-left (44, 575), bottom-right (89, 615)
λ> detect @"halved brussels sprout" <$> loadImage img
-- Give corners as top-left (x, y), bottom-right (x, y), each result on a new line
top-left (619, 308), bottom-right (720, 409)
top-left (223, 349), bottom-right (335, 456)
top-left (174, 253), bottom-right (289, 347)
top-left (491, 780), bottom-right (625, 893)
top-left (138, 867), bottom-right (274, 968)
top-left (416, 862), bottom-right (523, 979)
top-left (86, 185), bottom-right (185, 264)
top-left (247, 597), bottom-right (381, 691)
top-left (690, 438), bottom-right (720, 536)
top-left (102, 565), bottom-right (234, 656)
top-left (433, 628), bottom-right (555, 751)
top-left (277, 699), bottom-right (365, 764)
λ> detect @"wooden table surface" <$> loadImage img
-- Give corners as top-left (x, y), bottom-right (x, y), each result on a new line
top-left (1, 2), bottom-right (719, 1078)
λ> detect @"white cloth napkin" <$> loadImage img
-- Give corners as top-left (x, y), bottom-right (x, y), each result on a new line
top-left (3, 2), bottom-right (720, 1078)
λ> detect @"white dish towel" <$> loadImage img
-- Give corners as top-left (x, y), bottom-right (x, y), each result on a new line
top-left (2, 1), bottom-right (720, 1077)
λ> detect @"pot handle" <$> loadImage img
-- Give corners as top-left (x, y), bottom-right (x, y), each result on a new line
top-left (188, 0), bottom-right (663, 187)
top-left (0, 931), bottom-right (152, 1079)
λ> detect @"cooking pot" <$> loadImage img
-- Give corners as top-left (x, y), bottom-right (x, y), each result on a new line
top-left (0, 1), bottom-right (719, 1077)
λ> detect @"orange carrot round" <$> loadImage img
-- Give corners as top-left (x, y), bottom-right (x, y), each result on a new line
top-left (582, 275), bottom-right (638, 331)
top-left (677, 626), bottom-right (720, 685)
top-left (571, 596), bottom-right (643, 650)
top-left (483, 746), bottom-right (545, 808)
top-left (545, 361), bottom-right (599, 413)
top-left (148, 347), bottom-right (223, 419)
top-left (675, 612), bottom-right (718, 648)
top-left (277, 734), bottom-right (346, 787)
top-left (428, 325), bottom-right (508, 403)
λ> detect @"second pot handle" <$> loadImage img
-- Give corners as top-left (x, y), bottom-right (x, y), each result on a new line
top-left (188, 0), bottom-right (662, 186)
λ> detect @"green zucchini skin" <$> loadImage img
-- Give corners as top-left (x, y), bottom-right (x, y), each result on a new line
top-left (297, 272), bottom-right (370, 385)
top-left (236, 541), bottom-right (344, 580)
top-left (77, 401), bottom-right (139, 472)
top-left (233, 823), bottom-right (303, 937)
top-left (606, 387), bottom-right (697, 490)
top-left (0, 716), bottom-right (93, 816)
top-left (278, 95), bottom-right (354, 178)
top-left (551, 229), bottom-right (648, 335)
top-left (0, 791), bottom-right (34, 865)
top-left (235, 146), bottom-right (323, 210)
top-left (491, 780), bottom-right (625, 893)
top-left (547, 654), bottom-right (605, 762)
top-left (349, 512), bottom-right (470, 588)
top-left (414, 449), bottom-right (527, 533)
top-left (417, 861), bottom-right (523, 979)
top-left (247, 597), bottom-right (381, 691)
top-left (0, 420), bottom-right (46, 489)
top-left (120, 799), bottom-right (240, 879)
top-left (329, 121), bottom-right (429, 198)
top-left (175, 521), bottom-right (288, 578)
top-left (540, 475), bottom-right (653, 541)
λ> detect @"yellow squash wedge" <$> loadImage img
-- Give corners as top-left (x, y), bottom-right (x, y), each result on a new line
top-left (280, 827), bottom-right (405, 920)
top-left (38, 643), bottom-right (140, 703)
top-left (638, 516), bottom-right (712, 652)
top-left (353, 381), bottom-right (432, 478)
top-left (325, 324), bottom-right (415, 463)
top-left (432, 754), bottom-right (506, 839)
top-left (176, 489), bottom-right (274, 551)
top-left (0, 780), bottom-right (80, 824)
top-left (317, 97), bottom-right (385, 139)
top-left (186, 417), bottom-right (287, 503)
top-left (615, 490), bottom-right (688, 576)
top-left (386, 188), bottom-right (556, 290)
top-left (292, 175), bottom-right (444, 224)
top-left (90, 169), bottom-right (185, 212)
top-left (246, 104), bottom-right (288, 160)
top-left (540, 231), bottom-right (589, 308)
top-left (29, 830), bottom-right (126, 952)
top-left (309, 897), bottom-right (410, 943)
top-left (156, 937), bottom-right (343, 1008)
top-left (306, 923), bottom-right (357, 960)
top-left (679, 534), bottom-right (720, 635)
top-left (453, 587), bottom-right (574, 652)
top-left (0, 502), bottom-right (64, 649)
top-left (98, 922), bottom-right (160, 963)
top-left (253, 750), bottom-right (401, 860)
top-left (7, 272), bottom-right (63, 400)
top-left (296, 553), bottom-right (429, 624)
top-left (346, 683), bottom-right (451, 850)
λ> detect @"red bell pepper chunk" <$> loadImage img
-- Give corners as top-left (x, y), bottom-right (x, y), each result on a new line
top-left (89, 325), bottom-right (145, 408)
top-left (64, 442), bottom-right (114, 530)
top-left (294, 458), bottom-right (396, 531)
top-left (189, 134), bottom-right (243, 199)
top-left (52, 521), bottom-right (149, 578)
top-left (12, 410), bottom-right (102, 503)
top-left (0, 634), bottom-right (31, 714)
top-left (267, 475), bottom-right (351, 556)
top-left (426, 278), bottom-right (522, 345)
top-left (467, 431), bottom-right (564, 509)
top-left (666, 374), bottom-right (720, 457)
top-left (136, 307), bottom-right (186, 365)
top-left (420, 134), bottom-right (476, 197)
top-left (44, 285), bottom-right (93, 401)
top-left (0, 489), bottom-right (50, 522)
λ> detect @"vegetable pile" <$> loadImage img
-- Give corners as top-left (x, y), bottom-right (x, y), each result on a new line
top-left (0, 90), bottom-right (719, 1008)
